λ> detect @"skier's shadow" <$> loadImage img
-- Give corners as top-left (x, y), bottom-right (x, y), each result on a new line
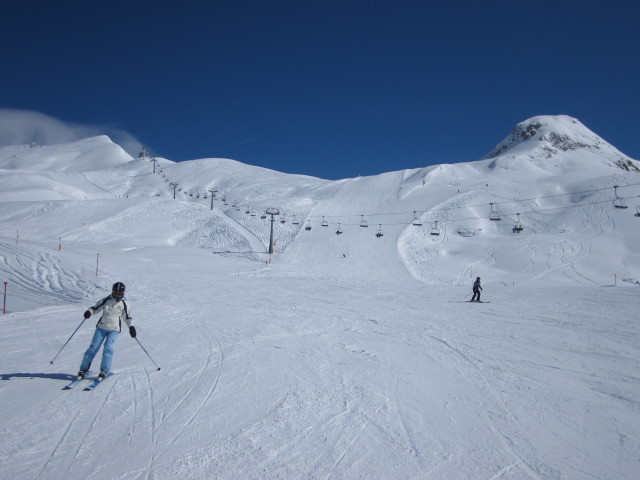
top-left (0, 372), bottom-right (75, 382)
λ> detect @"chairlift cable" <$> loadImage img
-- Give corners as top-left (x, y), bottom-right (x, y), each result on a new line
top-left (304, 183), bottom-right (640, 222)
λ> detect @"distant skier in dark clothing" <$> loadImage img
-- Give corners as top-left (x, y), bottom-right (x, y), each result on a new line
top-left (471, 277), bottom-right (483, 302)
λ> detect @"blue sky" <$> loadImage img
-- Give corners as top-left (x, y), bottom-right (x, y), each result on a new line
top-left (1, 1), bottom-right (638, 179)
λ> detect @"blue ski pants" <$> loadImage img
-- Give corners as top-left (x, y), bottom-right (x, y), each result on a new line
top-left (80, 327), bottom-right (120, 372)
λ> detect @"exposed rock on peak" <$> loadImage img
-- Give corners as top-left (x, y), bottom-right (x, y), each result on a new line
top-left (484, 115), bottom-right (639, 173)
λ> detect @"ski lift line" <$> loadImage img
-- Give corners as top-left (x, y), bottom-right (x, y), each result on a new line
top-left (300, 194), bottom-right (640, 230)
top-left (464, 183), bottom-right (640, 208)
top-left (225, 190), bottom-right (640, 233)
top-left (222, 183), bottom-right (640, 221)
top-left (304, 183), bottom-right (640, 221)
top-left (449, 196), bottom-right (638, 222)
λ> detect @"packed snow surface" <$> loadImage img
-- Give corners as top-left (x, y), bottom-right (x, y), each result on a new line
top-left (1, 115), bottom-right (639, 479)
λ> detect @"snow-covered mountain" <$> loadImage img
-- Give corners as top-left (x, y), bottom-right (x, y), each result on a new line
top-left (1, 115), bottom-right (639, 480)
top-left (2, 114), bottom-right (638, 288)
top-left (484, 115), bottom-right (640, 174)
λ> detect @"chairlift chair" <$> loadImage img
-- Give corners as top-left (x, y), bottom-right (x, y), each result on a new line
top-left (376, 225), bottom-right (383, 238)
top-left (614, 197), bottom-right (628, 209)
top-left (613, 186), bottom-right (628, 209)
top-left (360, 215), bottom-right (368, 227)
top-left (336, 223), bottom-right (343, 235)
top-left (430, 221), bottom-right (441, 236)
top-left (412, 211), bottom-right (422, 226)
top-left (635, 206), bottom-right (640, 217)
top-left (305, 220), bottom-right (312, 231)
top-left (512, 213), bottom-right (524, 233)
top-left (489, 203), bottom-right (501, 221)
top-left (292, 217), bottom-right (300, 225)
top-left (321, 216), bottom-right (329, 227)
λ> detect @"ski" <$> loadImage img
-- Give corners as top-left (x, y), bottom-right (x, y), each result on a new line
top-left (62, 371), bottom-right (92, 390)
top-left (83, 372), bottom-right (114, 391)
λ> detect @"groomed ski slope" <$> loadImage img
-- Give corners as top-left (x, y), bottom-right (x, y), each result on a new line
top-left (1, 242), bottom-right (639, 480)
top-left (1, 115), bottom-right (640, 479)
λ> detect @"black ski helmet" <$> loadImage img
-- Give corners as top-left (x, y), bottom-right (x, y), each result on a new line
top-left (112, 282), bottom-right (126, 293)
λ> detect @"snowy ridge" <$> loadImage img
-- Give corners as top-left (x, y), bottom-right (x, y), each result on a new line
top-left (1, 115), bottom-right (639, 479)
top-left (484, 115), bottom-right (640, 174)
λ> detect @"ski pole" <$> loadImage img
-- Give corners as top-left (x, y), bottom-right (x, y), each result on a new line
top-left (135, 337), bottom-right (161, 371)
top-left (50, 317), bottom-right (87, 364)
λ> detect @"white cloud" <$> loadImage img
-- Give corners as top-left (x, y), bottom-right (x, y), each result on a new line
top-left (0, 108), bottom-right (143, 156)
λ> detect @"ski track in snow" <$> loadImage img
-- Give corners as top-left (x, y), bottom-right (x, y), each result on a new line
top-left (32, 376), bottom-right (120, 480)
top-left (423, 332), bottom-right (543, 480)
top-left (2, 247), bottom-right (640, 479)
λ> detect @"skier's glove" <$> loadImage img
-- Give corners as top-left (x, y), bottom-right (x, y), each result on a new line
top-left (129, 326), bottom-right (137, 338)
top-left (84, 310), bottom-right (92, 319)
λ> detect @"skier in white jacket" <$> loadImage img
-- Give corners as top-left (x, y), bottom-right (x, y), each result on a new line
top-left (77, 282), bottom-right (135, 381)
